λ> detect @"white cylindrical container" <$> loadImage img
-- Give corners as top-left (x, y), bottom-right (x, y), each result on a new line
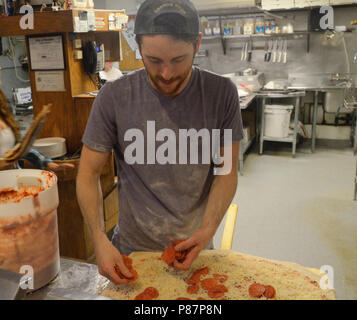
top-left (264, 105), bottom-right (294, 138)
top-left (0, 169), bottom-right (60, 291)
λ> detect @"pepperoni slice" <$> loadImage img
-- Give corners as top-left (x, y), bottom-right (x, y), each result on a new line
top-left (186, 267), bottom-right (209, 284)
top-left (196, 267), bottom-right (209, 276)
top-left (134, 287), bottom-right (159, 300)
top-left (263, 285), bottom-right (276, 299)
top-left (186, 273), bottom-right (201, 285)
top-left (248, 283), bottom-right (266, 298)
top-left (201, 278), bottom-right (218, 290)
top-left (161, 239), bottom-right (188, 265)
top-left (187, 284), bottom-right (199, 294)
top-left (207, 289), bottom-right (224, 299)
top-left (213, 274), bottom-right (228, 283)
top-left (134, 293), bottom-right (151, 300)
top-left (122, 255), bottom-right (133, 268)
top-left (161, 246), bottom-right (176, 265)
top-left (197, 297), bottom-right (205, 300)
top-left (144, 287), bottom-right (159, 299)
top-left (114, 254), bottom-right (138, 283)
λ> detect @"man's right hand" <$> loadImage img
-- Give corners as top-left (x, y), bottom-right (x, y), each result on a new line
top-left (94, 232), bottom-right (133, 285)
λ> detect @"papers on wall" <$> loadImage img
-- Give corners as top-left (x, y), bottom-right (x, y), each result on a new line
top-left (122, 19), bottom-right (141, 60)
top-left (29, 35), bottom-right (65, 70)
top-left (35, 71), bottom-right (65, 92)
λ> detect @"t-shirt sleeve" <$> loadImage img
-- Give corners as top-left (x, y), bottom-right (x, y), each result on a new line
top-left (82, 83), bottom-right (117, 152)
top-left (221, 78), bottom-right (244, 145)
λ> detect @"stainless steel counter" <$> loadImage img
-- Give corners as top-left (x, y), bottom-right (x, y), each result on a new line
top-left (240, 94), bottom-right (256, 109)
top-left (23, 258), bottom-right (111, 300)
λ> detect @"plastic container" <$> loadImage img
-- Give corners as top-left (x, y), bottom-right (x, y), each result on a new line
top-left (287, 22), bottom-right (294, 34)
top-left (265, 19), bottom-right (271, 34)
top-left (264, 105), bottom-right (293, 138)
top-left (33, 137), bottom-right (67, 159)
top-left (0, 170), bottom-right (60, 291)
top-left (223, 20), bottom-right (232, 35)
top-left (233, 18), bottom-right (242, 35)
top-left (255, 16), bottom-right (265, 34)
top-left (212, 20), bottom-right (221, 36)
top-left (270, 19), bottom-right (277, 33)
top-left (203, 17), bottom-right (212, 36)
top-left (244, 17), bottom-right (255, 35)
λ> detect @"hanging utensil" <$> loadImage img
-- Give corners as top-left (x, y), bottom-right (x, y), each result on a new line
top-left (277, 38), bottom-right (284, 63)
top-left (283, 39), bottom-right (288, 63)
top-left (241, 42), bottom-right (245, 61)
top-left (244, 42), bottom-right (248, 61)
top-left (247, 38), bottom-right (252, 62)
top-left (272, 39), bottom-right (277, 63)
top-left (264, 40), bottom-right (268, 62)
top-left (267, 39), bottom-right (273, 62)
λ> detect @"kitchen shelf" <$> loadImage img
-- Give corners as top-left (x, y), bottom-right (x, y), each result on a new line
top-left (202, 31), bottom-right (310, 54)
top-left (262, 134), bottom-right (295, 143)
top-left (0, 9), bottom-right (127, 37)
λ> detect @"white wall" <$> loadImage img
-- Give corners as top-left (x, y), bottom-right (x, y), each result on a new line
top-left (95, 0), bottom-right (142, 14)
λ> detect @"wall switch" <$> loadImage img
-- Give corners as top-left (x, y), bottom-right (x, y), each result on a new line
top-left (74, 50), bottom-right (83, 59)
top-left (73, 39), bottom-right (82, 49)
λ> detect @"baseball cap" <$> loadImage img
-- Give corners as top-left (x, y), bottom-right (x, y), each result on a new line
top-left (134, 0), bottom-right (199, 36)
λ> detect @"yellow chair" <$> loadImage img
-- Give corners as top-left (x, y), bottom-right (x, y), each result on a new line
top-left (219, 203), bottom-right (323, 277)
top-left (220, 204), bottom-right (238, 250)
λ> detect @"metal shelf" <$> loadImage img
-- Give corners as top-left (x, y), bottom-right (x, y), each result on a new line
top-left (262, 134), bottom-right (295, 143)
top-left (201, 31), bottom-right (310, 54)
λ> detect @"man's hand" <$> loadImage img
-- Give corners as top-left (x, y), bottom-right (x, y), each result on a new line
top-left (94, 232), bottom-right (133, 285)
top-left (172, 227), bottom-right (215, 271)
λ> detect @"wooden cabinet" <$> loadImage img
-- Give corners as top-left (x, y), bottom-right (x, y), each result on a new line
top-left (0, 9), bottom-right (127, 261)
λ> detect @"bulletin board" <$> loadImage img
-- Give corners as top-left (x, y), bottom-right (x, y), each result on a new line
top-left (118, 17), bottom-right (144, 72)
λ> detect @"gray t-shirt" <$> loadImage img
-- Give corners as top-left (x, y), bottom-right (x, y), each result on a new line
top-left (82, 66), bottom-right (243, 255)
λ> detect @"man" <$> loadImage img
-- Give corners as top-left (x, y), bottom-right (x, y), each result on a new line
top-left (76, 0), bottom-right (243, 285)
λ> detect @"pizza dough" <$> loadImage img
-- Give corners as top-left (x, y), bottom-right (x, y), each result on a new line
top-left (98, 250), bottom-right (336, 300)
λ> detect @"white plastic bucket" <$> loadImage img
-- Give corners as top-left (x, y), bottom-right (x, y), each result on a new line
top-left (264, 105), bottom-right (293, 138)
top-left (0, 169), bottom-right (60, 291)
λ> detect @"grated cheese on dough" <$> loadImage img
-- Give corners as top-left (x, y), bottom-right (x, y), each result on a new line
top-left (99, 250), bottom-right (336, 300)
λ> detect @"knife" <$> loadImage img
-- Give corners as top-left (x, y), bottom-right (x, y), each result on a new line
top-left (244, 42), bottom-right (248, 61)
top-left (264, 40), bottom-right (268, 62)
top-left (267, 40), bottom-right (273, 62)
top-left (247, 39), bottom-right (252, 62)
top-left (277, 39), bottom-right (283, 63)
top-left (272, 39), bottom-right (277, 63)
top-left (283, 39), bottom-right (287, 64)
top-left (241, 42), bottom-right (245, 61)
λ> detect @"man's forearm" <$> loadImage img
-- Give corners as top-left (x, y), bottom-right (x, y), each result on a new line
top-left (200, 172), bottom-right (238, 237)
top-left (76, 173), bottom-right (106, 243)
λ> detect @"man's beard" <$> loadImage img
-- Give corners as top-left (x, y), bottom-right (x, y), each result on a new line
top-left (145, 60), bottom-right (194, 98)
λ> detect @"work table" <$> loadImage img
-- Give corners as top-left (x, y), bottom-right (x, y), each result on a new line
top-left (24, 258), bottom-right (109, 300)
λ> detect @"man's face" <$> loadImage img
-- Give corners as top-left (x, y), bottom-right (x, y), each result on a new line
top-left (139, 34), bottom-right (201, 98)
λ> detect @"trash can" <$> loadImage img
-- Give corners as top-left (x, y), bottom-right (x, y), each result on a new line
top-left (264, 104), bottom-right (293, 138)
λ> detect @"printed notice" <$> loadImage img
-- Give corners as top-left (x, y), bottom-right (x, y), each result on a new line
top-left (35, 71), bottom-right (65, 92)
top-left (29, 35), bottom-right (65, 70)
